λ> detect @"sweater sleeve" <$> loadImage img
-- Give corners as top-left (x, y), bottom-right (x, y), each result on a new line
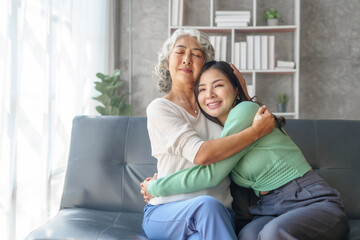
top-left (148, 102), bottom-right (260, 197)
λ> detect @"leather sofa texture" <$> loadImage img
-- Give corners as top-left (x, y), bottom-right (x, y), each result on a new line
top-left (25, 116), bottom-right (360, 239)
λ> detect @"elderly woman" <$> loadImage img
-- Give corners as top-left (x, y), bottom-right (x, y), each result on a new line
top-left (141, 28), bottom-right (274, 240)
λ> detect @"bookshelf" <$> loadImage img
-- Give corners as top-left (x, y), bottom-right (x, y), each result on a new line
top-left (169, 0), bottom-right (301, 118)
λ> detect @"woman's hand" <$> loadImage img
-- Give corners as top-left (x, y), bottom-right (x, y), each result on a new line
top-left (251, 105), bottom-right (275, 139)
top-left (230, 62), bottom-right (251, 100)
top-left (140, 173), bottom-right (157, 203)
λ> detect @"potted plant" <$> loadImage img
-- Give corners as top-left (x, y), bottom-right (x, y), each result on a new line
top-left (264, 8), bottom-right (280, 26)
top-left (276, 92), bottom-right (289, 112)
top-left (92, 69), bottom-right (133, 116)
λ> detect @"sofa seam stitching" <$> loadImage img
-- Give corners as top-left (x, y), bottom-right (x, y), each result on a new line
top-left (96, 213), bottom-right (122, 239)
top-left (122, 117), bottom-right (130, 207)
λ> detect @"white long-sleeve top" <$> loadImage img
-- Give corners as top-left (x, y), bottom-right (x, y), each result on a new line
top-left (147, 98), bottom-right (232, 208)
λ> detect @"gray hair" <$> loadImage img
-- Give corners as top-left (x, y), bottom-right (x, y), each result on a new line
top-left (153, 28), bottom-right (215, 93)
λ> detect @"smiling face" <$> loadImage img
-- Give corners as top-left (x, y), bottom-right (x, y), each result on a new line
top-left (168, 36), bottom-right (205, 89)
top-left (197, 68), bottom-right (238, 125)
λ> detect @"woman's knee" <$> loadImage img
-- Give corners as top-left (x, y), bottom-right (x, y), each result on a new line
top-left (238, 228), bottom-right (259, 240)
top-left (196, 196), bottom-right (226, 211)
top-left (190, 196), bottom-right (231, 221)
top-left (258, 220), bottom-right (288, 240)
top-left (238, 216), bottom-right (274, 240)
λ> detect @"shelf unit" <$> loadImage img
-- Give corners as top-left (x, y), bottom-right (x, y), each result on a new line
top-left (169, 0), bottom-right (300, 118)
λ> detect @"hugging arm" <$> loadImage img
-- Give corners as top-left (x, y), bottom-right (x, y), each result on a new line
top-left (193, 104), bottom-right (273, 165)
top-left (147, 102), bottom-right (260, 197)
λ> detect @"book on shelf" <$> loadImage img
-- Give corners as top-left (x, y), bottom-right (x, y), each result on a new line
top-left (215, 10), bottom-right (250, 27)
top-left (220, 36), bottom-right (227, 61)
top-left (215, 16), bottom-right (251, 22)
top-left (268, 35), bottom-right (275, 70)
top-left (215, 36), bottom-right (222, 61)
top-left (210, 35), bottom-right (227, 61)
top-left (234, 41), bottom-right (247, 70)
top-left (178, 0), bottom-right (184, 26)
top-left (171, 0), bottom-right (184, 26)
top-left (215, 11), bottom-right (251, 16)
top-left (276, 60), bottom-right (295, 69)
top-left (261, 35), bottom-right (268, 70)
top-left (216, 22), bottom-right (248, 27)
top-left (246, 35), bottom-right (254, 70)
top-left (209, 35), bottom-right (216, 51)
top-left (240, 42), bottom-right (247, 70)
top-left (171, 0), bottom-right (178, 26)
top-left (240, 35), bottom-right (277, 71)
top-left (254, 35), bottom-right (261, 70)
top-left (234, 42), bottom-right (240, 69)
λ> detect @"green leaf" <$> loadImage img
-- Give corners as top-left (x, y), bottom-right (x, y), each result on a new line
top-left (103, 76), bottom-right (113, 85)
top-left (121, 105), bottom-right (133, 116)
top-left (113, 80), bottom-right (124, 89)
top-left (118, 101), bottom-right (125, 110)
top-left (96, 72), bottom-right (106, 80)
top-left (106, 81), bottom-right (123, 91)
top-left (109, 70), bottom-right (121, 83)
top-left (94, 82), bottom-right (108, 94)
top-left (117, 92), bottom-right (128, 100)
top-left (96, 106), bottom-right (106, 115)
top-left (111, 107), bottom-right (120, 115)
top-left (103, 105), bottom-right (113, 115)
top-left (93, 94), bottom-right (112, 106)
top-left (112, 96), bottom-right (122, 106)
top-left (113, 69), bottom-right (121, 76)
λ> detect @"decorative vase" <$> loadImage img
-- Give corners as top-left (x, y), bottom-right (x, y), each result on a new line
top-left (277, 103), bottom-right (287, 113)
top-left (267, 18), bottom-right (279, 26)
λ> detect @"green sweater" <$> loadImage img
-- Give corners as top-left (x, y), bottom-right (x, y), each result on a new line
top-left (148, 101), bottom-right (312, 197)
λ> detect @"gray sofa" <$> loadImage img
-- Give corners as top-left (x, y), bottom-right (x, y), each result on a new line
top-left (25, 116), bottom-right (360, 240)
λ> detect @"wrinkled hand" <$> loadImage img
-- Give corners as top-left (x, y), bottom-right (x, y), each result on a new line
top-left (230, 62), bottom-right (251, 100)
top-left (251, 105), bottom-right (275, 138)
top-left (140, 173), bottom-right (157, 203)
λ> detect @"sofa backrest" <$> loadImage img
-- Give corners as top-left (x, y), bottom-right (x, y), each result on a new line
top-left (60, 116), bottom-right (360, 219)
top-left (285, 119), bottom-right (360, 219)
top-left (60, 116), bottom-right (157, 213)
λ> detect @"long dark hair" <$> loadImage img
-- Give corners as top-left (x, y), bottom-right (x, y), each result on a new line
top-left (194, 61), bottom-right (286, 131)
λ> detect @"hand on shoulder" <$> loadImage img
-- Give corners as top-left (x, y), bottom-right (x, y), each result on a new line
top-left (251, 105), bottom-right (275, 139)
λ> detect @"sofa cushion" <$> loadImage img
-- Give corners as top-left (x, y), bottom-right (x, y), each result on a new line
top-left (26, 208), bottom-right (148, 240)
top-left (348, 220), bottom-right (360, 240)
top-left (60, 116), bottom-right (157, 213)
top-left (285, 120), bottom-right (360, 220)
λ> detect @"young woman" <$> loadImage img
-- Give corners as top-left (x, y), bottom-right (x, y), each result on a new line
top-left (142, 61), bottom-right (349, 240)
top-left (141, 29), bottom-right (275, 240)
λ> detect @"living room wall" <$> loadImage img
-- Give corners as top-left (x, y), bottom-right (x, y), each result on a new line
top-left (116, 0), bottom-right (360, 120)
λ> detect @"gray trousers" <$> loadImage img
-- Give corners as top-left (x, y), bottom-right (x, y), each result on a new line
top-left (238, 171), bottom-right (349, 240)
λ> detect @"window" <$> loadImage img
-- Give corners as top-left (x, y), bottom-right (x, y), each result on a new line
top-left (0, 0), bottom-right (112, 239)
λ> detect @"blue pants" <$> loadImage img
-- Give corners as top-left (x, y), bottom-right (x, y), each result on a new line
top-left (142, 195), bottom-right (237, 240)
top-left (238, 171), bottom-right (349, 240)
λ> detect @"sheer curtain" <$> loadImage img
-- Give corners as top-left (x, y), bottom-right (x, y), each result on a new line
top-left (0, 0), bottom-right (114, 239)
